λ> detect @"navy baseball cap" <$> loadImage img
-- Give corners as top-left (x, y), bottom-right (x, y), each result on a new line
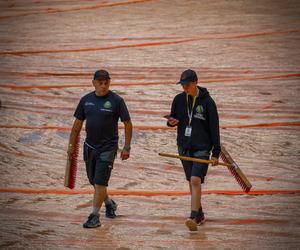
top-left (93, 70), bottom-right (110, 80)
top-left (177, 69), bottom-right (198, 85)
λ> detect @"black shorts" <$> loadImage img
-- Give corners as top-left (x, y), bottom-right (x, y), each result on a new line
top-left (178, 147), bottom-right (210, 183)
top-left (83, 142), bottom-right (117, 186)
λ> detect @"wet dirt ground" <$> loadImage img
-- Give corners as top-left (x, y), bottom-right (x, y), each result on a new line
top-left (0, 0), bottom-right (300, 249)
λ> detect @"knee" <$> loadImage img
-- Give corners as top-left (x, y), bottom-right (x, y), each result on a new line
top-left (190, 176), bottom-right (201, 186)
top-left (94, 184), bottom-right (106, 194)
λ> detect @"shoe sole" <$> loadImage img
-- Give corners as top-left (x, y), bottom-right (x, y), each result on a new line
top-left (83, 225), bottom-right (100, 228)
top-left (185, 218), bottom-right (198, 231)
top-left (105, 214), bottom-right (116, 219)
top-left (83, 223), bottom-right (101, 228)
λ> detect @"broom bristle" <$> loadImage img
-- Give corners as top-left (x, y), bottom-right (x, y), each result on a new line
top-left (220, 145), bottom-right (252, 193)
top-left (64, 136), bottom-right (80, 189)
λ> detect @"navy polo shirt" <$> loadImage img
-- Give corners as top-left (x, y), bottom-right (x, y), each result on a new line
top-left (74, 91), bottom-right (130, 150)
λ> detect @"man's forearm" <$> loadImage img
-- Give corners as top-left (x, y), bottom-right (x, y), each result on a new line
top-left (69, 127), bottom-right (80, 146)
top-left (68, 119), bottom-right (83, 149)
top-left (124, 120), bottom-right (133, 148)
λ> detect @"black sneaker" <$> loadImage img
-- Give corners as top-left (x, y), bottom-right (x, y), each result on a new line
top-left (83, 213), bottom-right (101, 228)
top-left (195, 211), bottom-right (205, 225)
top-left (105, 199), bottom-right (117, 218)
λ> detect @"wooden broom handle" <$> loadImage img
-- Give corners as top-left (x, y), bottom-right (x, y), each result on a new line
top-left (158, 152), bottom-right (232, 167)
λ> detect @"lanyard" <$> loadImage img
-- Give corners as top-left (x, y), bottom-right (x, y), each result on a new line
top-left (186, 88), bottom-right (199, 125)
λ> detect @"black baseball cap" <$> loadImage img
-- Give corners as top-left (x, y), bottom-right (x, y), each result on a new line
top-left (177, 69), bottom-right (198, 85)
top-left (93, 70), bottom-right (111, 80)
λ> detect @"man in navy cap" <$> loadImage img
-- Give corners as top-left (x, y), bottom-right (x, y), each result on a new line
top-left (67, 69), bottom-right (132, 228)
top-left (166, 69), bottom-right (220, 231)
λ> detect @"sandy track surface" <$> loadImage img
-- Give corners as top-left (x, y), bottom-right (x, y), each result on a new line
top-left (0, 0), bottom-right (299, 249)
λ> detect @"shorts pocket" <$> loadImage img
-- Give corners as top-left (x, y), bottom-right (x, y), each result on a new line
top-left (99, 149), bottom-right (117, 163)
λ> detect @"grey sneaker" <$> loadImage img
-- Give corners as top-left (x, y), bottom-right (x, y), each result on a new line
top-left (105, 199), bottom-right (117, 218)
top-left (83, 213), bottom-right (101, 228)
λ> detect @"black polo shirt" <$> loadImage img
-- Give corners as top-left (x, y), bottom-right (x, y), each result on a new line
top-left (74, 90), bottom-right (130, 150)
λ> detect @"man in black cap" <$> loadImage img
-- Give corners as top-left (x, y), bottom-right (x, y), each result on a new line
top-left (67, 69), bottom-right (132, 228)
top-left (166, 69), bottom-right (220, 231)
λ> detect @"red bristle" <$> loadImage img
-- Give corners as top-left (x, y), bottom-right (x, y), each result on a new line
top-left (220, 149), bottom-right (252, 193)
top-left (65, 135), bottom-right (80, 189)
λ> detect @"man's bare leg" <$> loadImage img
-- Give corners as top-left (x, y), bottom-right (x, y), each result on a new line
top-left (185, 176), bottom-right (202, 231)
top-left (93, 184), bottom-right (107, 212)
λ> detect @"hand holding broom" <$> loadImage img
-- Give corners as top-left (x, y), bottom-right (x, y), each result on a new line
top-left (158, 152), bottom-right (232, 167)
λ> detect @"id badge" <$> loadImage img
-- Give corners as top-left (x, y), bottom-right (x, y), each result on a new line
top-left (184, 126), bottom-right (192, 137)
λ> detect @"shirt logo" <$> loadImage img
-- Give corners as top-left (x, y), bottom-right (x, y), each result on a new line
top-left (100, 101), bottom-right (113, 112)
top-left (194, 105), bottom-right (205, 120)
top-left (103, 101), bottom-right (112, 109)
top-left (85, 102), bottom-right (95, 106)
top-left (196, 105), bottom-right (203, 113)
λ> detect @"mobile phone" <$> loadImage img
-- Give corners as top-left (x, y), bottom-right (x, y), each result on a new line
top-left (163, 115), bottom-right (171, 119)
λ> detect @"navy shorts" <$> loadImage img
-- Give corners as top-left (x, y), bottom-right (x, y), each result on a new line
top-left (178, 147), bottom-right (210, 183)
top-left (83, 142), bottom-right (117, 186)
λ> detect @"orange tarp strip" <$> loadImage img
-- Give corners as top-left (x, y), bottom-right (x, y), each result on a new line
top-left (221, 121), bottom-right (300, 129)
top-left (0, 188), bottom-right (299, 196)
top-left (0, 0), bottom-right (156, 20)
top-left (1, 30), bottom-right (299, 55)
top-left (0, 73), bottom-right (299, 89)
top-left (0, 122), bottom-right (299, 131)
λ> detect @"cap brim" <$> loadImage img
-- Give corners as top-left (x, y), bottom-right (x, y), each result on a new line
top-left (177, 80), bottom-right (190, 85)
top-left (94, 76), bottom-right (110, 80)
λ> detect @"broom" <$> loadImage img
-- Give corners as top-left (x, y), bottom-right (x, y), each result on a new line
top-left (220, 145), bottom-right (252, 193)
top-left (158, 152), bottom-right (233, 167)
top-left (64, 135), bottom-right (80, 189)
top-left (159, 149), bottom-right (252, 193)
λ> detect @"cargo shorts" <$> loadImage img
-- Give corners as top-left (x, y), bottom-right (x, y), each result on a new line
top-left (84, 142), bottom-right (117, 186)
top-left (178, 147), bottom-right (210, 183)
